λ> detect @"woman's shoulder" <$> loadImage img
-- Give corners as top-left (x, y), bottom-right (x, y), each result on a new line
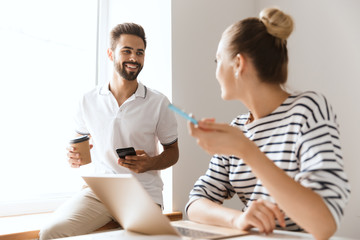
top-left (231, 112), bottom-right (251, 126)
top-left (288, 90), bottom-right (337, 123)
top-left (289, 91), bottom-right (328, 104)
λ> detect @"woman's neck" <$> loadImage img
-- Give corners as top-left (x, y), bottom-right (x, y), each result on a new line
top-left (242, 83), bottom-right (289, 121)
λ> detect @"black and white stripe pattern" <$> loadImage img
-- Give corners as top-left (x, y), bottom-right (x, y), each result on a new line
top-left (187, 91), bottom-right (350, 231)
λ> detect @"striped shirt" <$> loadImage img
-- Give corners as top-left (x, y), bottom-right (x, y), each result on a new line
top-left (186, 91), bottom-right (350, 231)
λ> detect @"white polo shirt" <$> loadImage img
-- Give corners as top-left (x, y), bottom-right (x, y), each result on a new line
top-left (74, 82), bottom-right (178, 205)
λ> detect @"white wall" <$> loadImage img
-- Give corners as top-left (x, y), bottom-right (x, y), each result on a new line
top-left (172, 0), bottom-right (253, 213)
top-left (172, 0), bottom-right (360, 238)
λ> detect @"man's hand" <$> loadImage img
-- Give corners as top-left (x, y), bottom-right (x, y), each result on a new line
top-left (66, 144), bottom-right (93, 168)
top-left (118, 150), bottom-right (154, 173)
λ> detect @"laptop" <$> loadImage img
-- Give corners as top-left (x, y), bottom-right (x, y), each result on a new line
top-left (82, 174), bottom-right (248, 239)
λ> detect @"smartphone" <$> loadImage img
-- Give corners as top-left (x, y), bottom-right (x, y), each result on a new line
top-left (116, 147), bottom-right (136, 159)
top-left (168, 104), bottom-right (198, 125)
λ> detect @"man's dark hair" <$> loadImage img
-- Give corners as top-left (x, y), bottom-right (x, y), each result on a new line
top-left (110, 22), bottom-right (147, 50)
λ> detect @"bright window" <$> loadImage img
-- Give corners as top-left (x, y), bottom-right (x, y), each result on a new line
top-left (0, 0), bottom-right (173, 216)
top-left (0, 0), bottom-right (98, 216)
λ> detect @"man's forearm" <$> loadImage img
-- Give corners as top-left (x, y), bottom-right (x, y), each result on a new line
top-left (150, 141), bottom-right (179, 170)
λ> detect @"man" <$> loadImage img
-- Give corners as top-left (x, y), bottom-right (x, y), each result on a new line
top-left (39, 23), bottom-right (179, 239)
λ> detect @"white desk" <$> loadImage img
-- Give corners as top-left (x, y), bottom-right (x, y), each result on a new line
top-left (55, 228), bottom-right (353, 240)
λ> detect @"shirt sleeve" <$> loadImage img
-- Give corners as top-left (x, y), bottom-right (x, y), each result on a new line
top-left (185, 155), bottom-right (236, 214)
top-left (155, 97), bottom-right (178, 145)
top-left (294, 98), bottom-right (350, 228)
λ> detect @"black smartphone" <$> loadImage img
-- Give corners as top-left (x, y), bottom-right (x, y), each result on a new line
top-left (116, 147), bottom-right (136, 159)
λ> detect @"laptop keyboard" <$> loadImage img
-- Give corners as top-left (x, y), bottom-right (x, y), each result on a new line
top-left (175, 226), bottom-right (223, 238)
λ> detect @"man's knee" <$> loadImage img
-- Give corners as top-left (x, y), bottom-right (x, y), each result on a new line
top-left (39, 221), bottom-right (73, 240)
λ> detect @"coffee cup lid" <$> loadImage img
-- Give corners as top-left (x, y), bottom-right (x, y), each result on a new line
top-left (70, 135), bottom-right (90, 144)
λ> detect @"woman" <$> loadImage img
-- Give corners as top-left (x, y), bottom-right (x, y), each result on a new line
top-left (186, 8), bottom-right (350, 240)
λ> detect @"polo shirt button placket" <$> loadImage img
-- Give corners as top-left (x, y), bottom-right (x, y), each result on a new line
top-left (117, 107), bottom-right (123, 118)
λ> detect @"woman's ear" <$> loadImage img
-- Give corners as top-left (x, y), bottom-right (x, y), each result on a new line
top-left (233, 53), bottom-right (245, 77)
top-left (238, 53), bottom-right (247, 72)
top-left (107, 48), bottom-right (114, 61)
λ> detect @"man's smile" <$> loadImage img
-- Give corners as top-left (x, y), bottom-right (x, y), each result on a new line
top-left (125, 63), bottom-right (139, 71)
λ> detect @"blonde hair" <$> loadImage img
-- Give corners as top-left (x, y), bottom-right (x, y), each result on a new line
top-left (260, 8), bottom-right (294, 45)
top-left (222, 7), bottom-right (294, 84)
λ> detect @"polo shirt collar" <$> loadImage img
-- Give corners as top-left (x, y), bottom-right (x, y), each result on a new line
top-left (99, 81), bottom-right (147, 99)
top-left (135, 82), bottom-right (147, 99)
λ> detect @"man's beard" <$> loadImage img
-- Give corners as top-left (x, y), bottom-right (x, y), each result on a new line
top-left (115, 61), bottom-right (143, 81)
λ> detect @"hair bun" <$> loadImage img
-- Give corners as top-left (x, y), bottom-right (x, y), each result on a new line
top-left (260, 8), bottom-right (294, 41)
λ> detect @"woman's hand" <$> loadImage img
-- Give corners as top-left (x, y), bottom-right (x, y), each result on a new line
top-left (188, 119), bottom-right (257, 159)
top-left (233, 199), bottom-right (286, 234)
top-left (188, 198), bottom-right (285, 235)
